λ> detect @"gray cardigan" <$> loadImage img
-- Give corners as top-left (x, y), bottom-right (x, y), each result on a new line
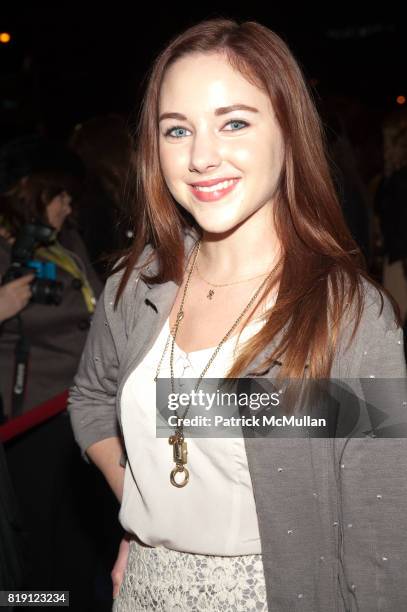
top-left (68, 229), bottom-right (407, 612)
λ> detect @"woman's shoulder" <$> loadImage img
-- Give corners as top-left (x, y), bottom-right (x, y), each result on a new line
top-left (104, 226), bottom-right (199, 300)
top-left (338, 274), bottom-right (401, 359)
top-left (105, 242), bottom-right (154, 296)
top-left (331, 274), bottom-right (405, 378)
top-left (331, 271), bottom-right (398, 335)
top-left (356, 275), bottom-right (400, 336)
top-left (91, 243), bottom-right (155, 343)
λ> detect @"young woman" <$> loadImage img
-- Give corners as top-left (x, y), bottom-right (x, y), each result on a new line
top-left (68, 19), bottom-right (407, 611)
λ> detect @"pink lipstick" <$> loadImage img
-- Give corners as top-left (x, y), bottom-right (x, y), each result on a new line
top-left (189, 178), bottom-right (240, 202)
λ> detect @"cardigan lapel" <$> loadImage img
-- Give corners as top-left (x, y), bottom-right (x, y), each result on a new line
top-left (116, 230), bottom-right (199, 429)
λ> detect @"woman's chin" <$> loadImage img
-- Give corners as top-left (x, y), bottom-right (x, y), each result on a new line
top-left (191, 213), bottom-right (245, 237)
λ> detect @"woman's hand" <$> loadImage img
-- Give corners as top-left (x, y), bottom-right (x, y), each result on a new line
top-left (0, 274), bottom-right (34, 323)
top-left (111, 532), bottom-right (131, 600)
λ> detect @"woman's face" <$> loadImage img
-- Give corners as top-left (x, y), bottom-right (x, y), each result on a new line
top-left (158, 52), bottom-right (285, 235)
top-left (46, 191), bottom-right (72, 232)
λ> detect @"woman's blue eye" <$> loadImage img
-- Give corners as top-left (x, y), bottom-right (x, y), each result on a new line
top-left (224, 120), bottom-right (248, 131)
top-left (164, 120), bottom-right (248, 139)
top-left (165, 127), bottom-right (189, 138)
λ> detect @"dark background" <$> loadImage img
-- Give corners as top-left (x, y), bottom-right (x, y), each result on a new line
top-left (1, 5), bottom-right (406, 145)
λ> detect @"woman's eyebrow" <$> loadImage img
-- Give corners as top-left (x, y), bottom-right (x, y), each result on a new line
top-left (159, 104), bottom-right (259, 122)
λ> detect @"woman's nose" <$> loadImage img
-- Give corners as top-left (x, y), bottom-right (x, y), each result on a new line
top-left (188, 131), bottom-right (222, 174)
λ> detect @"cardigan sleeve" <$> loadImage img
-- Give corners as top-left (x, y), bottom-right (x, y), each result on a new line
top-left (67, 243), bottom-right (153, 464)
top-left (358, 295), bottom-right (406, 379)
top-left (338, 287), bottom-right (407, 610)
top-left (67, 284), bottom-right (123, 463)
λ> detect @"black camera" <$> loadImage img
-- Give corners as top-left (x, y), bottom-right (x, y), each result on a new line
top-left (1, 223), bottom-right (64, 305)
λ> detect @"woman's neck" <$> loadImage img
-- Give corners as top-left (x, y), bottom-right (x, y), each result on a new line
top-left (198, 222), bottom-right (281, 283)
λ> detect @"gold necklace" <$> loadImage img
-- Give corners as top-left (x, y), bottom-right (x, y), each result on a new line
top-left (154, 238), bottom-right (274, 488)
top-left (195, 263), bottom-right (270, 300)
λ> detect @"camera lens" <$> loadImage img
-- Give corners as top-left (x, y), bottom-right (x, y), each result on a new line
top-left (30, 279), bottom-right (64, 305)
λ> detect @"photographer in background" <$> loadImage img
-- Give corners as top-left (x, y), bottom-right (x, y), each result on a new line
top-left (0, 137), bottom-right (113, 611)
top-left (0, 136), bottom-right (102, 418)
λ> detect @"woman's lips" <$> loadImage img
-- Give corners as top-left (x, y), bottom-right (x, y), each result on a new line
top-left (189, 178), bottom-right (240, 202)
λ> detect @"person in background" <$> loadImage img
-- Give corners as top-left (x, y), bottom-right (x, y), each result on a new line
top-left (69, 114), bottom-right (136, 281)
top-left (321, 99), bottom-right (372, 266)
top-left (0, 136), bottom-right (117, 611)
top-left (0, 190), bottom-right (37, 612)
top-left (0, 136), bottom-right (102, 417)
top-left (374, 109), bottom-right (407, 351)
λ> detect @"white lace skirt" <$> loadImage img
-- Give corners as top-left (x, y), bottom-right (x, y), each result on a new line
top-left (112, 537), bottom-right (268, 611)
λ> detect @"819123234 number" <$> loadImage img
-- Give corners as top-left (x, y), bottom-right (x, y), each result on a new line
top-left (0, 591), bottom-right (69, 607)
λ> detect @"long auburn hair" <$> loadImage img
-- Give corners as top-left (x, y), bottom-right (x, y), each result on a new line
top-left (113, 17), bottom-right (399, 379)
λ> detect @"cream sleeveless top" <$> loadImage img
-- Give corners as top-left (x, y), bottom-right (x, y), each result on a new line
top-left (119, 296), bottom-right (276, 555)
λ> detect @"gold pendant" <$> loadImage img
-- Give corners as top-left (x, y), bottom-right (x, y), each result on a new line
top-left (169, 434), bottom-right (189, 487)
top-left (207, 289), bottom-right (215, 300)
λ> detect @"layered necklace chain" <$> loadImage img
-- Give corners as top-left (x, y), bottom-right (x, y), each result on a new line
top-left (154, 239), bottom-right (274, 488)
top-left (195, 262), bottom-right (270, 300)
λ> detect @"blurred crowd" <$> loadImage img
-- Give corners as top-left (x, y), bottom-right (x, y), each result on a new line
top-left (0, 114), bottom-right (135, 611)
top-left (0, 103), bottom-right (406, 610)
